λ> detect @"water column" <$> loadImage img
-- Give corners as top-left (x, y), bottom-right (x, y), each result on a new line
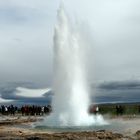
top-left (44, 5), bottom-right (105, 127)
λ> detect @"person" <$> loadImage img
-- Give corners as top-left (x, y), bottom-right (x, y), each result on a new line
top-left (41, 106), bottom-right (44, 116)
top-left (119, 105), bottom-right (124, 115)
top-left (96, 106), bottom-right (99, 114)
top-left (92, 105), bottom-right (99, 115)
top-left (10, 105), bottom-right (15, 115)
top-left (5, 106), bottom-right (8, 115)
top-left (1, 105), bottom-right (5, 115)
top-left (116, 105), bottom-right (120, 116)
top-left (116, 105), bottom-right (124, 116)
top-left (138, 105), bottom-right (140, 113)
top-left (21, 106), bottom-right (25, 116)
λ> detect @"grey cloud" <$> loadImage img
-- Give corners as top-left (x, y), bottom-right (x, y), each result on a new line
top-left (1, 80), bottom-right (140, 105)
top-left (0, 6), bottom-right (47, 25)
top-left (0, 82), bottom-right (37, 99)
top-left (0, 0), bottom-right (140, 104)
top-left (98, 80), bottom-right (140, 90)
top-left (91, 80), bottom-right (140, 103)
top-left (0, 0), bottom-right (56, 86)
top-left (0, 82), bottom-right (53, 105)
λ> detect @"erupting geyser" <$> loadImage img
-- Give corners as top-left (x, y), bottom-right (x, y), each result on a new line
top-left (44, 5), bottom-right (105, 127)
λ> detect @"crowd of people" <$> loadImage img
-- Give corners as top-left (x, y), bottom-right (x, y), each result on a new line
top-left (89, 104), bottom-right (140, 115)
top-left (0, 105), bottom-right (52, 116)
top-left (0, 105), bottom-right (17, 115)
top-left (1, 104), bottom-right (140, 116)
top-left (21, 105), bottom-right (52, 116)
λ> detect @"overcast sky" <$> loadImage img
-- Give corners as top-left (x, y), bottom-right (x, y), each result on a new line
top-left (1, 0), bottom-right (140, 87)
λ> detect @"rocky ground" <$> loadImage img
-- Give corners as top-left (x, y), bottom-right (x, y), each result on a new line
top-left (0, 115), bottom-right (139, 140)
top-left (0, 127), bottom-right (135, 140)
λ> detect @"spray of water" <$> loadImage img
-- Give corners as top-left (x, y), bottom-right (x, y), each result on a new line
top-left (44, 5), bottom-right (105, 127)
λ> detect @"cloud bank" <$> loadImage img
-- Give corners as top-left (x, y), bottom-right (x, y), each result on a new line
top-left (1, 0), bottom-right (140, 103)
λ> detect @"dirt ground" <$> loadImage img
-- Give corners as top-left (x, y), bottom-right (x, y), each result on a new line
top-left (0, 115), bottom-right (140, 140)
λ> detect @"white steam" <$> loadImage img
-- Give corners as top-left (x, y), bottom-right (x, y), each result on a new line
top-left (44, 5), bottom-right (105, 126)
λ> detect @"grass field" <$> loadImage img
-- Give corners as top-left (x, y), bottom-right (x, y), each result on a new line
top-left (98, 103), bottom-right (140, 115)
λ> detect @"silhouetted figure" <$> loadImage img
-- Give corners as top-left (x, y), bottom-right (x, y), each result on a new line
top-left (10, 105), bottom-right (15, 115)
top-left (138, 105), bottom-right (140, 113)
top-left (116, 105), bottom-right (124, 116)
top-left (1, 105), bottom-right (5, 115)
top-left (21, 106), bottom-right (24, 116)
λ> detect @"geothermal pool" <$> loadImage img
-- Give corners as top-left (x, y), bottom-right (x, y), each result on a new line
top-left (33, 118), bottom-right (131, 134)
top-left (34, 124), bottom-right (112, 133)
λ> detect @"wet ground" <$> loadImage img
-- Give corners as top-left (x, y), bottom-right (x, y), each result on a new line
top-left (0, 115), bottom-right (140, 140)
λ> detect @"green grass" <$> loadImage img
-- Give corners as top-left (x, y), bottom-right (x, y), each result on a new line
top-left (97, 103), bottom-right (140, 115)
